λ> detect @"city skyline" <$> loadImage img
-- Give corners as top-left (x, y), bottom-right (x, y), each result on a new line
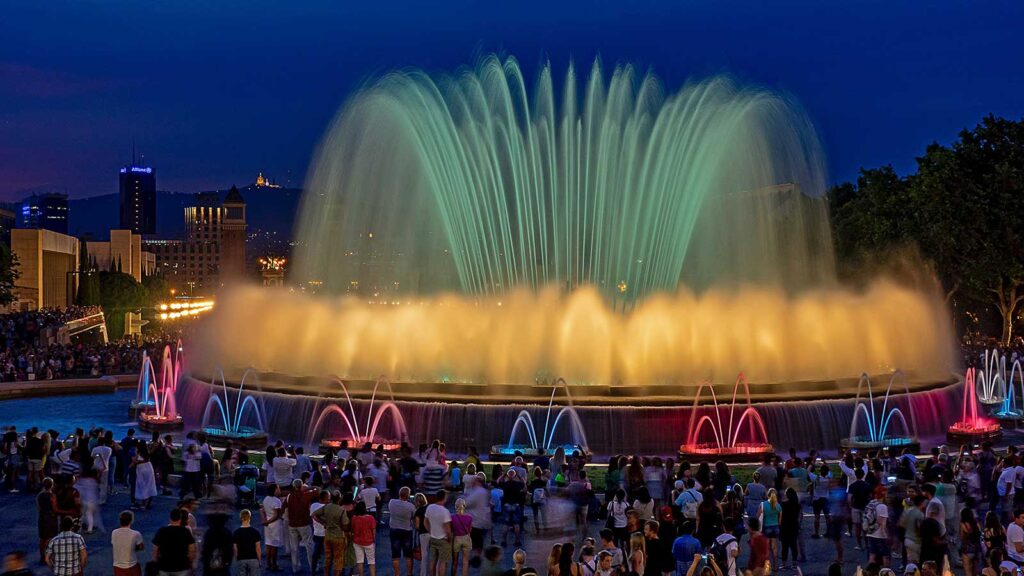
top-left (2, 1), bottom-right (1022, 201)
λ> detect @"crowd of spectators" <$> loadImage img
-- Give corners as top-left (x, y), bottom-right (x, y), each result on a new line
top-left (0, 307), bottom-right (179, 382)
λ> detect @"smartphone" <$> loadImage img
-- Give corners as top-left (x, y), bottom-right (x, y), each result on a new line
top-left (887, 476), bottom-right (896, 484)
top-left (701, 554), bottom-right (709, 562)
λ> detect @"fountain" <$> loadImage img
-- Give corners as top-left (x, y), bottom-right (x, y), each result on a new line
top-left (840, 371), bottom-right (919, 453)
top-left (975, 349), bottom-right (1009, 405)
top-left (489, 378), bottom-right (590, 460)
top-left (948, 368), bottom-right (1002, 444)
top-left (986, 353), bottom-right (1024, 427)
top-left (138, 343), bottom-right (184, 432)
top-left (199, 369), bottom-right (268, 449)
top-left (678, 373), bottom-right (773, 462)
top-left (306, 376), bottom-right (408, 454)
top-left (129, 351), bottom-right (157, 417)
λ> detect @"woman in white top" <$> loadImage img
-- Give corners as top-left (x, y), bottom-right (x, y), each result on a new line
top-left (262, 484), bottom-right (285, 571)
top-left (134, 446), bottom-right (158, 509)
top-left (606, 489), bottom-right (629, 548)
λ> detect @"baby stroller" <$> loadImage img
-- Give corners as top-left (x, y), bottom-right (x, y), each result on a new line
top-left (234, 464), bottom-right (260, 508)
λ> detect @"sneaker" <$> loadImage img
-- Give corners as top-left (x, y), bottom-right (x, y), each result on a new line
top-left (9, 489), bottom-right (19, 493)
top-left (854, 545), bottom-right (863, 551)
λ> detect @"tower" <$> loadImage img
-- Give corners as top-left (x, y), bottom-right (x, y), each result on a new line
top-left (221, 185), bottom-right (247, 281)
top-left (119, 164), bottom-right (156, 235)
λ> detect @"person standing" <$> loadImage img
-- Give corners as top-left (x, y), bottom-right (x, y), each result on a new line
top-left (202, 513), bottom-right (234, 576)
top-left (388, 486), bottom-right (417, 576)
top-left (864, 485), bottom-right (891, 567)
top-left (90, 436), bottom-right (112, 504)
top-left (313, 491), bottom-right (351, 576)
top-left (351, 502), bottom-right (378, 576)
top-left (425, 490), bottom-right (453, 576)
top-left (37, 477), bottom-right (59, 563)
top-left (284, 479), bottom-right (317, 573)
top-left (310, 490), bottom-right (330, 574)
top-left (45, 517), bottom-right (86, 576)
top-left (261, 484), bottom-right (285, 572)
top-left (133, 446), bottom-right (158, 510)
top-left (234, 509), bottom-right (263, 576)
top-left (152, 508), bottom-right (197, 576)
top-left (452, 498), bottom-right (474, 576)
top-left (112, 510), bottom-right (144, 576)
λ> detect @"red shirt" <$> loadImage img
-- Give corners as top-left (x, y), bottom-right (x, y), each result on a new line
top-left (352, 514), bottom-right (377, 546)
top-left (285, 490), bottom-right (316, 527)
top-left (748, 533), bottom-right (770, 571)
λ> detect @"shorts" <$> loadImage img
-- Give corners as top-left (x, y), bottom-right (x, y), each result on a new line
top-left (812, 498), bottom-right (829, 515)
top-left (27, 459), bottom-right (43, 472)
top-left (114, 565), bottom-right (141, 576)
top-left (354, 543), bottom-right (376, 565)
top-left (851, 509), bottom-right (863, 525)
top-left (429, 537), bottom-right (452, 564)
top-left (390, 529), bottom-right (414, 559)
top-left (763, 525), bottom-right (780, 538)
top-left (453, 534), bottom-right (472, 555)
top-left (867, 537), bottom-right (890, 558)
top-left (503, 504), bottom-right (524, 526)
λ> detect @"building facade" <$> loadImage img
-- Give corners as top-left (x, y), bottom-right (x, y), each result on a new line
top-left (86, 229), bottom-right (156, 282)
top-left (11, 228), bottom-right (79, 310)
top-left (20, 193), bottom-right (69, 235)
top-left (119, 165), bottom-right (157, 235)
top-left (145, 186), bottom-right (246, 294)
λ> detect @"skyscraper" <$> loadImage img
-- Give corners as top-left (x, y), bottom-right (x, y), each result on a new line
top-left (20, 193), bottom-right (69, 234)
top-left (119, 164), bottom-right (157, 235)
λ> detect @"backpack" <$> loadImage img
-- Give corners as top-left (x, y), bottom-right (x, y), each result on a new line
top-left (680, 489), bottom-right (700, 519)
top-left (710, 535), bottom-right (736, 572)
top-left (862, 501), bottom-right (880, 534)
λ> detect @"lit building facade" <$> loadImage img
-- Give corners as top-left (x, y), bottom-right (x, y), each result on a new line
top-left (119, 165), bottom-right (157, 235)
top-left (145, 186), bottom-right (246, 294)
top-left (20, 193), bottom-right (69, 235)
top-left (11, 228), bottom-right (79, 310)
top-left (86, 229), bottom-right (156, 282)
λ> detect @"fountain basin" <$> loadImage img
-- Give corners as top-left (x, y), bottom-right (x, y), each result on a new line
top-left (129, 399), bottom-right (156, 418)
top-left (488, 444), bottom-right (590, 462)
top-left (678, 442), bottom-right (774, 463)
top-left (839, 435), bottom-right (919, 454)
top-left (138, 413), bottom-right (184, 433)
top-left (947, 421), bottom-right (1002, 445)
top-left (319, 438), bottom-right (403, 455)
top-left (202, 426), bottom-right (268, 449)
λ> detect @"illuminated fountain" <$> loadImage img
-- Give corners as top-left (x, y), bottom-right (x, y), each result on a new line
top-left (490, 378), bottom-right (590, 460)
top-left (138, 343), bottom-right (184, 432)
top-left (200, 369), bottom-right (268, 449)
top-left (678, 373), bottom-right (773, 462)
top-left (840, 371), bottom-right (919, 452)
top-left (129, 351), bottom-right (157, 417)
top-left (305, 376), bottom-right (408, 453)
top-left (992, 357), bottom-right (1024, 427)
top-left (948, 368), bottom-right (1002, 444)
top-left (975, 349), bottom-right (1009, 405)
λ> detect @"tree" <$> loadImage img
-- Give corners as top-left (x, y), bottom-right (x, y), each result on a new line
top-left (0, 243), bottom-right (19, 306)
top-left (829, 115), bottom-right (1024, 344)
top-left (76, 241), bottom-right (101, 306)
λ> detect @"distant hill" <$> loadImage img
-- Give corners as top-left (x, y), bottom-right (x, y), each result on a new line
top-left (68, 186), bottom-right (303, 240)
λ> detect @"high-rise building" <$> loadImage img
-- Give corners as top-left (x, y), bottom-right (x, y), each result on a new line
top-left (145, 186), bottom-right (247, 293)
top-left (20, 193), bottom-right (69, 235)
top-left (119, 164), bottom-right (157, 235)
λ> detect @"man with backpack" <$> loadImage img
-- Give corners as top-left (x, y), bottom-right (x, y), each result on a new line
top-left (863, 484), bottom-right (891, 567)
top-left (673, 479), bottom-right (702, 524)
top-left (710, 522), bottom-right (738, 576)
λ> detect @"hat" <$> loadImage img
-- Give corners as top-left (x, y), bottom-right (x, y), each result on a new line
top-left (674, 480), bottom-right (685, 490)
top-left (903, 564), bottom-right (918, 574)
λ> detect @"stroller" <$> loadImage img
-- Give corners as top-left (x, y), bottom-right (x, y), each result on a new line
top-left (234, 464), bottom-right (260, 508)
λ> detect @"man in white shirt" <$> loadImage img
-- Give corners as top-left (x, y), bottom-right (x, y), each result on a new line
top-left (111, 510), bottom-right (144, 576)
top-left (310, 490), bottom-right (329, 573)
top-left (713, 524), bottom-right (739, 576)
top-left (91, 439), bottom-right (113, 504)
top-left (360, 476), bottom-right (381, 514)
top-left (864, 487), bottom-right (890, 567)
top-left (425, 489), bottom-right (453, 576)
top-left (921, 484), bottom-right (946, 536)
top-left (1007, 509), bottom-right (1024, 564)
top-left (998, 460), bottom-right (1018, 523)
top-left (272, 448), bottom-right (297, 489)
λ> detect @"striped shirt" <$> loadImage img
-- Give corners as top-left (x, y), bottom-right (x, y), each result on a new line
top-left (47, 530), bottom-right (86, 576)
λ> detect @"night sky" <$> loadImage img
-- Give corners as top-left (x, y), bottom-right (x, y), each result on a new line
top-left (2, 0), bottom-right (1022, 201)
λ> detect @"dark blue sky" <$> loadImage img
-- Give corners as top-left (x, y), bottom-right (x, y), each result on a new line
top-left (2, 0), bottom-right (1021, 200)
